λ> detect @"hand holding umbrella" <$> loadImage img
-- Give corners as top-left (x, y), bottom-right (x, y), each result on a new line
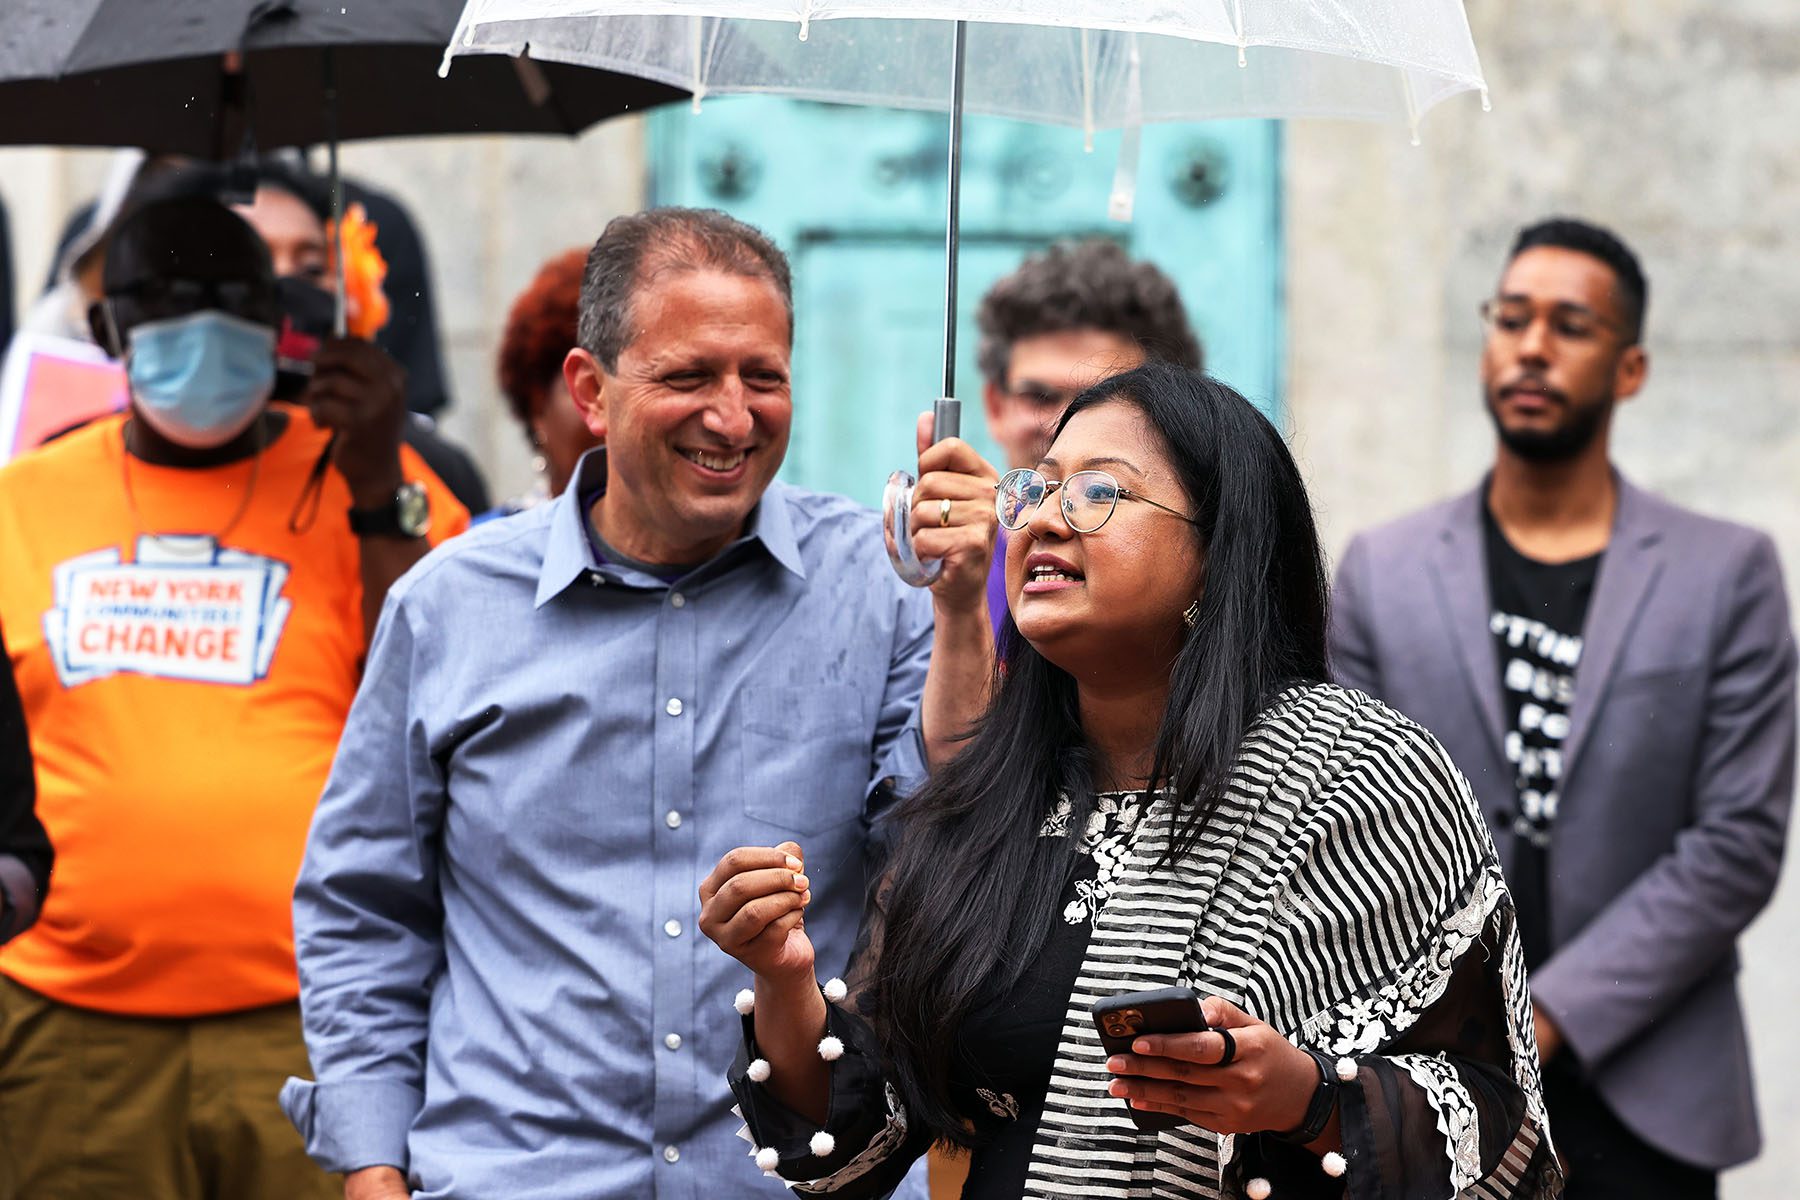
top-left (899, 410), bottom-right (999, 606)
top-left (312, 203), bottom-right (397, 478)
top-left (286, 205), bottom-right (405, 534)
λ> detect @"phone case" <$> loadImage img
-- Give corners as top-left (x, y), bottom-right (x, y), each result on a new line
top-left (1090, 986), bottom-right (1209, 1132)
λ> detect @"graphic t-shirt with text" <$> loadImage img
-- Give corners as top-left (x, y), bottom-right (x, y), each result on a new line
top-left (0, 407), bottom-right (467, 1015)
top-left (1483, 506), bottom-right (1601, 969)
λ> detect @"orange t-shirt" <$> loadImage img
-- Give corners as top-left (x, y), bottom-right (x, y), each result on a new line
top-left (0, 406), bottom-right (468, 1016)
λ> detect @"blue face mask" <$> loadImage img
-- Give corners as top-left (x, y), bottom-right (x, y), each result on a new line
top-left (124, 309), bottom-right (277, 448)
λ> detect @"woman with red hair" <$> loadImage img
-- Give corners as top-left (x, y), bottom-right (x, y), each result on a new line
top-left (490, 247), bottom-right (599, 516)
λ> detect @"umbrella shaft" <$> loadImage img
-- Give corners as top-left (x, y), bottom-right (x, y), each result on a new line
top-left (941, 18), bottom-right (966, 402)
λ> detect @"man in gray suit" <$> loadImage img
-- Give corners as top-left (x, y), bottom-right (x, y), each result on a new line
top-left (1330, 217), bottom-right (1796, 1198)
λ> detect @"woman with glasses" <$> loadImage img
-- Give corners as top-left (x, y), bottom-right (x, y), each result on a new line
top-left (699, 363), bottom-right (1560, 1199)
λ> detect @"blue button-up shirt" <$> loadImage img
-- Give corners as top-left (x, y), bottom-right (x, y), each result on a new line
top-left (283, 450), bottom-right (932, 1200)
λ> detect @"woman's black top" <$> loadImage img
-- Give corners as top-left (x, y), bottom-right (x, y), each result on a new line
top-left (731, 792), bottom-right (1143, 1199)
top-left (948, 792), bottom-right (1142, 1196)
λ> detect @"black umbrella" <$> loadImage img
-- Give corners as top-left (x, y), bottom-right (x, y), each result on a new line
top-left (1, 0), bottom-right (682, 329)
top-left (0, 0), bottom-right (683, 497)
top-left (0, 0), bottom-right (683, 156)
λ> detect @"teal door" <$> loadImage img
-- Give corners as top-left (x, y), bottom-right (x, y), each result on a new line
top-left (648, 100), bottom-right (1282, 507)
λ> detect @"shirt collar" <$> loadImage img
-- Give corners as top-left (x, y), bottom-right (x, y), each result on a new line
top-left (750, 478), bottom-right (807, 581)
top-left (535, 447), bottom-right (806, 608)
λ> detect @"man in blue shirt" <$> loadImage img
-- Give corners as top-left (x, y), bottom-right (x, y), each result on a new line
top-left (282, 208), bottom-right (999, 1200)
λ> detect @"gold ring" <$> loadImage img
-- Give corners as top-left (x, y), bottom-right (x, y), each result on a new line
top-left (939, 497), bottom-right (953, 527)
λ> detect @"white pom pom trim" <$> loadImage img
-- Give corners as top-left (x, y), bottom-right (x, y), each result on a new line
top-left (754, 1146), bottom-right (779, 1171)
top-left (1322, 1151), bottom-right (1348, 1178)
top-left (734, 988), bottom-right (756, 1015)
top-left (822, 976), bottom-right (849, 1003)
top-left (1334, 1056), bottom-right (1357, 1082)
top-left (1246, 1178), bottom-right (1273, 1200)
top-left (809, 1130), bottom-right (837, 1157)
top-left (746, 1057), bottom-right (771, 1083)
top-left (817, 1035), bottom-right (845, 1061)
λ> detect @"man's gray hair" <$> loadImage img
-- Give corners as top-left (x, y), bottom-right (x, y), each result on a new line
top-left (577, 207), bottom-right (794, 371)
top-left (975, 239), bottom-right (1202, 389)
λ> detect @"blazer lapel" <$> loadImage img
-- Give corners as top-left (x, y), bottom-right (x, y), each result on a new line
top-left (1561, 477), bottom-right (1665, 776)
top-left (1427, 486), bottom-right (1509, 766)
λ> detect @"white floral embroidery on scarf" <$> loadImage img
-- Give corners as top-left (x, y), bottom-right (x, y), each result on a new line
top-left (1391, 1052), bottom-right (1483, 1192)
top-left (1303, 869), bottom-right (1504, 1056)
top-left (1293, 867), bottom-right (1519, 1196)
top-left (1039, 792), bottom-right (1143, 926)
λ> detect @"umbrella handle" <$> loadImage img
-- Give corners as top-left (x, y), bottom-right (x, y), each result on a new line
top-left (932, 396), bottom-right (960, 443)
top-left (881, 397), bottom-right (961, 588)
top-left (882, 470), bottom-right (942, 589)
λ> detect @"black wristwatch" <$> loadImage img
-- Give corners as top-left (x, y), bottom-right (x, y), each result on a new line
top-left (1268, 1047), bottom-right (1340, 1145)
top-left (348, 481), bottom-right (431, 539)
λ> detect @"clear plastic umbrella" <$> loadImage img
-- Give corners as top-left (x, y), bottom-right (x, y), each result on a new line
top-left (444, 4), bottom-right (1486, 133)
top-left (444, 1), bottom-right (1487, 582)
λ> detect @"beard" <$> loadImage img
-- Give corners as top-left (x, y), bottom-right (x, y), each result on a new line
top-left (1485, 386), bottom-right (1613, 464)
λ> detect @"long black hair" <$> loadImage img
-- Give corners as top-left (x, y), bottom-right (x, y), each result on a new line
top-left (863, 362), bottom-right (1329, 1146)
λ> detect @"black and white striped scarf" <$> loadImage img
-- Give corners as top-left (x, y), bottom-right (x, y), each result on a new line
top-left (1020, 684), bottom-right (1555, 1199)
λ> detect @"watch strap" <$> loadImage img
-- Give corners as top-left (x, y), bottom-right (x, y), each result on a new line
top-left (347, 482), bottom-right (427, 538)
top-left (347, 499), bottom-right (405, 536)
top-left (1268, 1047), bottom-right (1340, 1145)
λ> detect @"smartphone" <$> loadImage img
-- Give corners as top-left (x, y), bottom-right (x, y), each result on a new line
top-left (1090, 986), bottom-right (1209, 1132)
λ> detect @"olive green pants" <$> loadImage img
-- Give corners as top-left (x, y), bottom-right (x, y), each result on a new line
top-left (0, 974), bottom-right (339, 1200)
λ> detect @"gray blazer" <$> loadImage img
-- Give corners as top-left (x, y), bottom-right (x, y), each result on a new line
top-left (1328, 474), bottom-right (1797, 1170)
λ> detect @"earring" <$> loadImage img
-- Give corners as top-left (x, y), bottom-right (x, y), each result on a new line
top-left (1182, 600), bottom-right (1200, 629)
top-left (527, 429), bottom-right (548, 478)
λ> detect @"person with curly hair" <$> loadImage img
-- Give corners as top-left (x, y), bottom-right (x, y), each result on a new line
top-left (494, 247), bottom-right (601, 511)
top-left (978, 240), bottom-right (1201, 474)
top-left (975, 240), bottom-right (1201, 637)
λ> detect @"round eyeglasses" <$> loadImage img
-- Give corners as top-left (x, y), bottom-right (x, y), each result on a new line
top-left (994, 467), bottom-right (1200, 534)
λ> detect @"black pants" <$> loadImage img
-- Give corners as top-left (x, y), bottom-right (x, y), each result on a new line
top-left (1544, 1058), bottom-right (1717, 1200)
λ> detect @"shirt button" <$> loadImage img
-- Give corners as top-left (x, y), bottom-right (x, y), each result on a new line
top-left (664, 919), bottom-right (682, 938)
top-left (670, 592), bottom-right (686, 608)
top-left (663, 1145), bottom-right (681, 1164)
top-left (665, 697), bottom-right (683, 717)
top-left (587, 572), bottom-right (603, 587)
top-left (664, 1032), bottom-right (683, 1050)
top-left (664, 810), bottom-right (683, 830)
